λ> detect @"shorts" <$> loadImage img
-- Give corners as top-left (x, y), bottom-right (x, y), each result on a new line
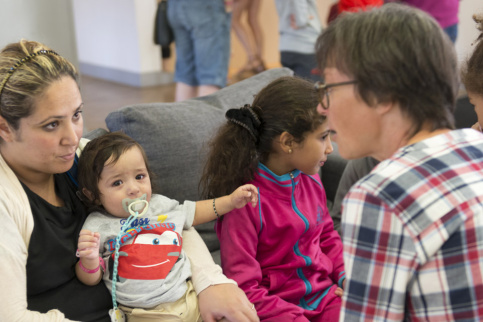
top-left (167, 0), bottom-right (231, 88)
top-left (119, 280), bottom-right (201, 322)
top-left (281, 51), bottom-right (321, 83)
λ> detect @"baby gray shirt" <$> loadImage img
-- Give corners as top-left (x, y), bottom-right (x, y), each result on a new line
top-left (82, 194), bottom-right (196, 308)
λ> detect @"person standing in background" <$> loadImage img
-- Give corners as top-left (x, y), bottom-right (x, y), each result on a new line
top-left (339, 0), bottom-right (384, 12)
top-left (274, 0), bottom-right (323, 83)
top-left (167, 0), bottom-right (231, 101)
top-left (328, 0), bottom-right (384, 24)
top-left (386, 0), bottom-right (460, 43)
top-left (229, 0), bottom-right (266, 83)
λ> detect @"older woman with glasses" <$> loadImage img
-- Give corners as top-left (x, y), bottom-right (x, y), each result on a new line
top-left (314, 3), bottom-right (483, 321)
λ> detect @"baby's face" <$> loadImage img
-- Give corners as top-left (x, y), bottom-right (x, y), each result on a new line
top-left (97, 146), bottom-right (152, 218)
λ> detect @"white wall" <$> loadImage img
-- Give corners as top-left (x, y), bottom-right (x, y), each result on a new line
top-left (72, 0), bottom-right (162, 73)
top-left (455, 0), bottom-right (483, 64)
top-left (0, 0), bottom-right (78, 67)
top-left (73, 0), bottom-right (140, 73)
top-left (72, 0), bottom-right (166, 86)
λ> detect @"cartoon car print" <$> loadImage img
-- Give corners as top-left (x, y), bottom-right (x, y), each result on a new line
top-left (110, 225), bottom-right (182, 280)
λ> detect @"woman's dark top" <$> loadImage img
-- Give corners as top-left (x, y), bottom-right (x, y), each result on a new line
top-left (23, 173), bottom-right (111, 322)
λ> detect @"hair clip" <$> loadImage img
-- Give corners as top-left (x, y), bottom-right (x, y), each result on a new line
top-left (0, 49), bottom-right (59, 98)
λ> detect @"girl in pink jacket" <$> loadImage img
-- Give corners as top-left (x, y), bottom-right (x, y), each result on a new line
top-left (200, 76), bottom-right (345, 321)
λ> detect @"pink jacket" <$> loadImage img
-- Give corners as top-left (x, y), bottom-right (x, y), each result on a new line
top-left (216, 164), bottom-right (345, 321)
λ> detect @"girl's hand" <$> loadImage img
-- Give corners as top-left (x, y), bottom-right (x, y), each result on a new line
top-left (230, 184), bottom-right (258, 209)
top-left (77, 229), bottom-right (101, 260)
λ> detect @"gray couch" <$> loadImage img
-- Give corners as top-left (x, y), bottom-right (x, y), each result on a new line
top-left (90, 68), bottom-right (349, 264)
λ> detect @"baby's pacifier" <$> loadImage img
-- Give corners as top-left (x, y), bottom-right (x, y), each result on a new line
top-left (121, 194), bottom-right (148, 215)
top-left (128, 199), bottom-right (149, 217)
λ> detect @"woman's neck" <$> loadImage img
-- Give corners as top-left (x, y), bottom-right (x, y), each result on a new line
top-left (20, 174), bottom-right (64, 207)
top-left (1, 148), bottom-right (64, 207)
top-left (374, 107), bottom-right (451, 161)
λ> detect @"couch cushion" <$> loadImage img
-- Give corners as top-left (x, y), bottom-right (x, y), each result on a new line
top-left (105, 68), bottom-right (293, 252)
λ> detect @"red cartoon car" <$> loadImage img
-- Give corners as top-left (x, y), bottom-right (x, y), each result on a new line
top-left (113, 225), bottom-right (182, 280)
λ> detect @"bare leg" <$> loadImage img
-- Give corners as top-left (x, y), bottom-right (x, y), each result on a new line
top-left (198, 85), bottom-right (220, 97)
top-left (175, 82), bottom-right (197, 102)
top-left (247, 0), bottom-right (264, 71)
top-left (232, 0), bottom-right (256, 71)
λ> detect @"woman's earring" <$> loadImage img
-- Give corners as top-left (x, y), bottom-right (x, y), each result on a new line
top-left (288, 149), bottom-right (292, 154)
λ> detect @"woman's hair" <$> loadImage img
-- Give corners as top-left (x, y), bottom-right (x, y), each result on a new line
top-left (200, 76), bottom-right (325, 198)
top-left (78, 131), bottom-right (155, 212)
top-left (0, 39), bottom-right (78, 134)
top-left (461, 14), bottom-right (483, 95)
top-left (315, 3), bottom-right (458, 137)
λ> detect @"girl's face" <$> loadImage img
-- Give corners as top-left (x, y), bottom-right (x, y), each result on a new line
top-left (467, 91), bottom-right (483, 131)
top-left (291, 121), bottom-right (334, 175)
top-left (97, 146), bottom-right (152, 218)
top-left (0, 76), bottom-right (83, 182)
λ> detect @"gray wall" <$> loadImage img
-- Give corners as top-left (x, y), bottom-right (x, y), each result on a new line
top-left (0, 0), bottom-right (78, 67)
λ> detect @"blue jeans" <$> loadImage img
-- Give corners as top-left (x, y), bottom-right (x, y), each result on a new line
top-left (444, 23), bottom-right (458, 44)
top-left (168, 0), bottom-right (231, 87)
top-left (281, 51), bottom-right (322, 83)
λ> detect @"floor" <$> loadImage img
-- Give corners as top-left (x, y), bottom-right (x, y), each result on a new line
top-left (79, 68), bottom-right (256, 133)
top-left (80, 74), bottom-right (475, 133)
top-left (80, 75), bottom-right (176, 132)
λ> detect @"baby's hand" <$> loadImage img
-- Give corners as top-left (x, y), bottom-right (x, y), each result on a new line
top-left (335, 287), bottom-right (344, 297)
top-left (230, 184), bottom-right (258, 209)
top-left (335, 279), bottom-right (346, 297)
top-left (77, 229), bottom-right (101, 260)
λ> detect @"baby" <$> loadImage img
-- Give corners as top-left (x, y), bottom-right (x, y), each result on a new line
top-left (75, 131), bottom-right (258, 321)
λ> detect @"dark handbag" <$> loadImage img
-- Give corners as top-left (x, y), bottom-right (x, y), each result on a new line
top-left (154, 0), bottom-right (174, 47)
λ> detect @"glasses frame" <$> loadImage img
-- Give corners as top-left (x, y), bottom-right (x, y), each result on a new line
top-left (314, 80), bottom-right (357, 110)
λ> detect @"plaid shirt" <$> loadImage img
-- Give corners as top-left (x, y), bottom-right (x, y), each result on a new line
top-left (340, 129), bottom-right (483, 321)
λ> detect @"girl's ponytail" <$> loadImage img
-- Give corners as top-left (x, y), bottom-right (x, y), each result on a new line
top-left (200, 104), bottom-right (261, 198)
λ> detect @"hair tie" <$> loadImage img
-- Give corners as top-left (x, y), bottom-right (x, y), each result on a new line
top-left (0, 49), bottom-right (59, 98)
top-left (225, 104), bottom-right (261, 141)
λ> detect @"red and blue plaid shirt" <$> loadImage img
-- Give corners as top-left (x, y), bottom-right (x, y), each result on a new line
top-left (340, 129), bottom-right (483, 321)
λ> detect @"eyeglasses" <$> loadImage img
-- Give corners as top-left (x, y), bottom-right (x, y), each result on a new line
top-left (314, 80), bottom-right (357, 110)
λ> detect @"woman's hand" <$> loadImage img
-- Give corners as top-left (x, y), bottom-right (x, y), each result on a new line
top-left (198, 284), bottom-right (259, 322)
top-left (230, 184), bottom-right (258, 209)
